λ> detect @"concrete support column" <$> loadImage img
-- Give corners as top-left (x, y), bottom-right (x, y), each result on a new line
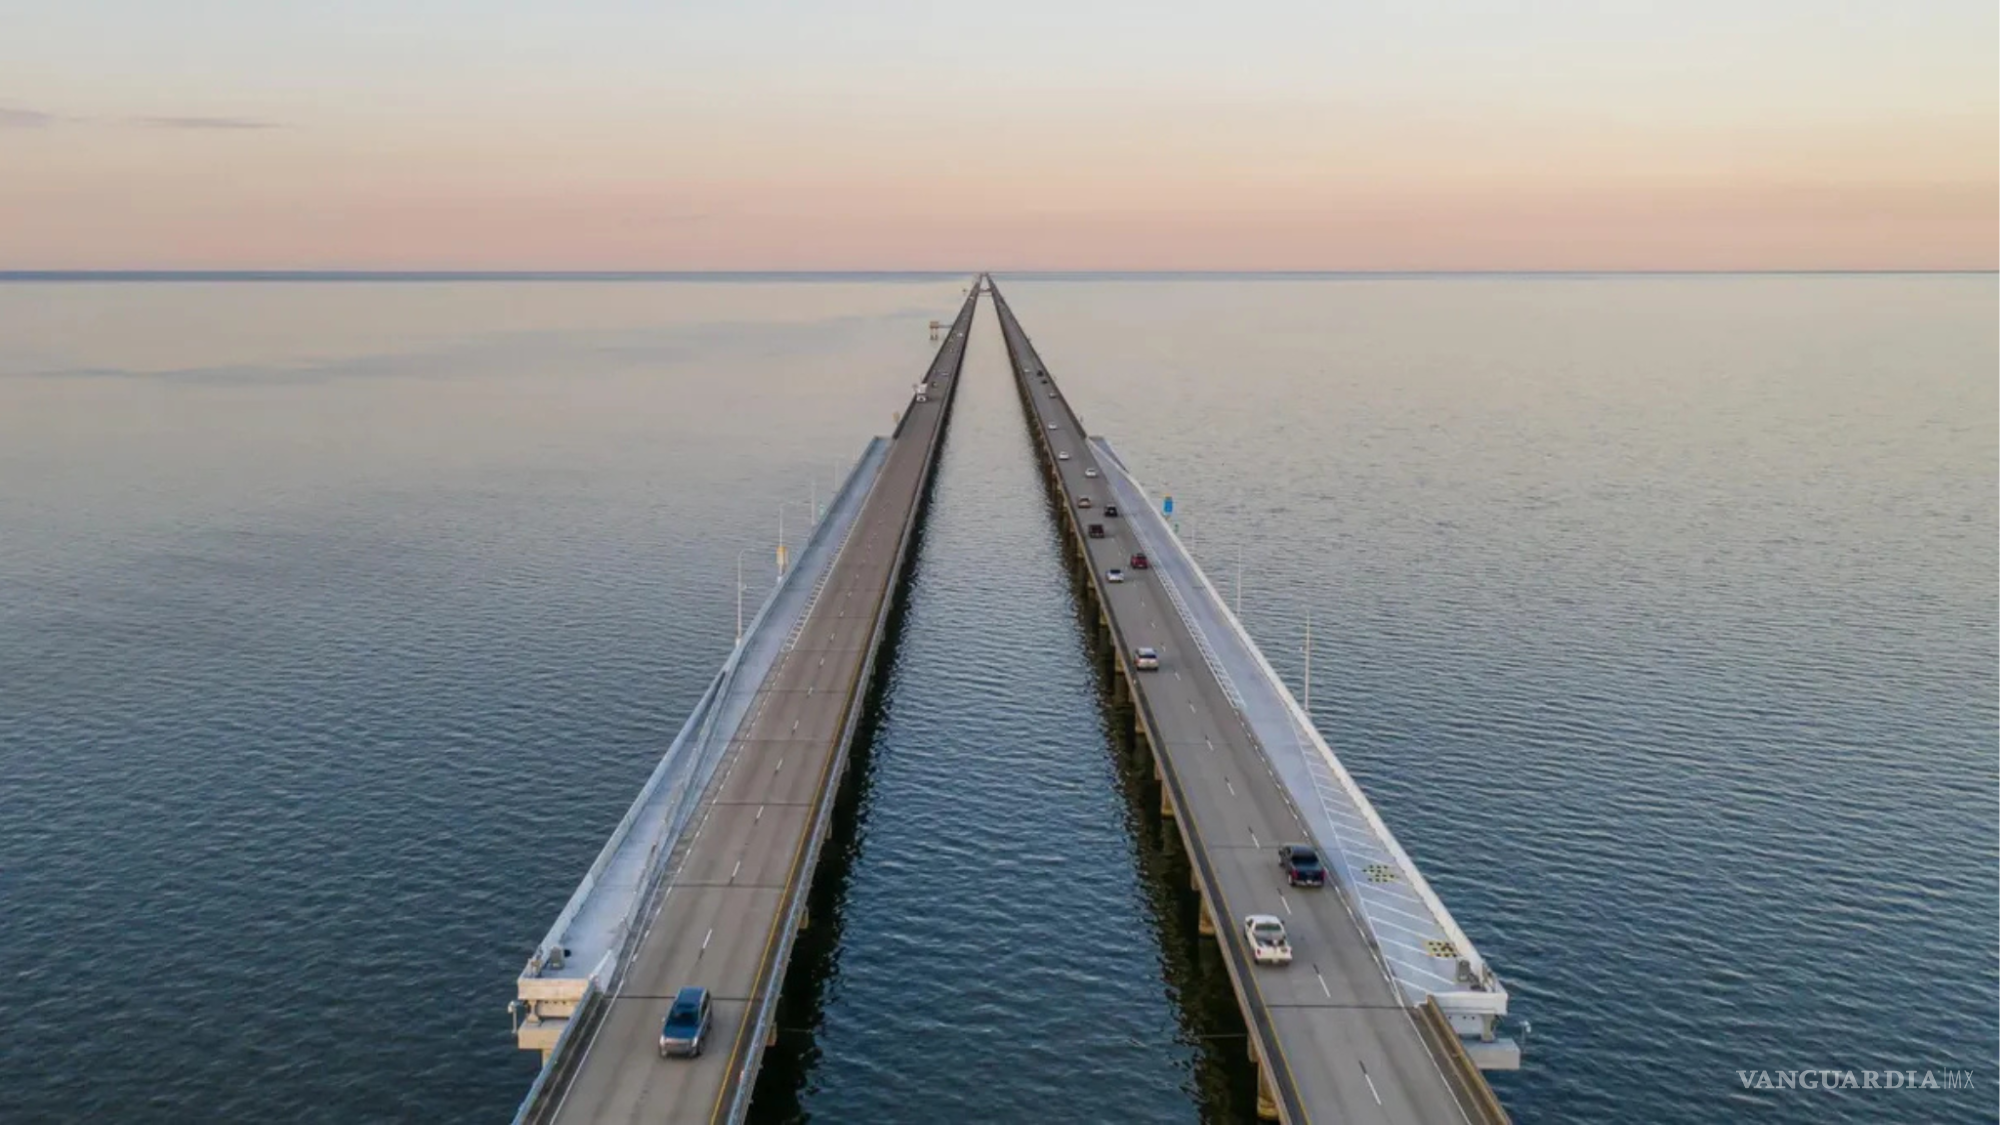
top-left (1197, 891), bottom-right (1216, 937)
top-left (1161, 787), bottom-right (1176, 819)
top-left (1256, 1062), bottom-right (1280, 1121)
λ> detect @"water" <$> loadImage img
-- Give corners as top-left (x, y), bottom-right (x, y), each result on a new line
top-left (0, 274), bottom-right (1992, 1123)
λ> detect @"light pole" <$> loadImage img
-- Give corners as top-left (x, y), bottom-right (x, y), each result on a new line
top-left (1303, 605), bottom-right (1313, 714)
top-left (735, 548), bottom-right (750, 646)
top-left (1235, 542), bottom-right (1244, 616)
top-left (777, 500), bottom-right (812, 582)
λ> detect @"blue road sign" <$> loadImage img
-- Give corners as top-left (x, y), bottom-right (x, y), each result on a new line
top-left (1163, 495), bottom-right (1174, 516)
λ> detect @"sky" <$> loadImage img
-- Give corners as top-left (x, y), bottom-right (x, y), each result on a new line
top-left (1, 0), bottom-right (1994, 270)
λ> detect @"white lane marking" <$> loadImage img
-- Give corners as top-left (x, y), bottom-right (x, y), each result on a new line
top-left (1174, 671), bottom-right (1182, 681)
top-left (756, 805), bottom-right (765, 822)
top-left (1249, 830), bottom-right (1260, 848)
top-left (775, 757), bottom-right (784, 773)
top-left (1225, 779), bottom-right (1236, 796)
top-left (730, 860), bottom-right (741, 882)
top-left (792, 719), bottom-right (799, 733)
top-left (702, 928), bottom-right (714, 952)
top-left (1205, 738), bottom-right (1213, 749)
top-left (1188, 702), bottom-right (1196, 713)
top-left (1281, 894), bottom-right (1292, 915)
top-left (1360, 1063), bottom-right (1382, 1105)
top-left (1317, 969), bottom-right (1333, 999)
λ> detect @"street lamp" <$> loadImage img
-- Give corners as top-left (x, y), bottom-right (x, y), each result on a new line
top-left (735, 548), bottom-right (751, 646)
top-left (1302, 605), bottom-right (1313, 714)
top-left (777, 500), bottom-right (812, 582)
top-left (1235, 542), bottom-right (1244, 617)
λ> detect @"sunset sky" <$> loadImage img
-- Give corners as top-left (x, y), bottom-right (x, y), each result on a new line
top-left (2, 0), bottom-right (1994, 270)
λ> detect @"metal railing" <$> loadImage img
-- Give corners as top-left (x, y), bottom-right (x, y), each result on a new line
top-left (1130, 518), bottom-right (1249, 717)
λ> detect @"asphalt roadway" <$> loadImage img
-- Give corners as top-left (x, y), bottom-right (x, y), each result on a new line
top-left (990, 282), bottom-right (1480, 1125)
top-left (541, 283), bottom-right (981, 1125)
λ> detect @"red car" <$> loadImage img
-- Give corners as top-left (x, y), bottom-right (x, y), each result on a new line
top-left (1130, 552), bottom-right (1149, 570)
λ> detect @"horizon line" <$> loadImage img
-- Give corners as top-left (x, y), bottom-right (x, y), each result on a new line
top-left (1, 268), bottom-right (1994, 283)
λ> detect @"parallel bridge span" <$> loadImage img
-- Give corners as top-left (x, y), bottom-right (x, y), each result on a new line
top-left (990, 278), bottom-right (1516, 1125)
top-left (512, 282), bottom-right (981, 1124)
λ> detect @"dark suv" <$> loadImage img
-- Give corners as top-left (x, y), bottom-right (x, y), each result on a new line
top-left (658, 986), bottom-right (713, 1057)
top-left (1278, 844), bottom-right (1326, 887)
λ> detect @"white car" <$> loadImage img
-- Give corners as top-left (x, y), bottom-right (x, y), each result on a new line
top-left (1048, 422), bottom-right (1059, 430)
top-left (1084, 467), bottom-right (1099, 478)
top-left (1106, 567), bottom-right (1125, 583)
top-left (1133, 646), bottom-right (1159, 670)
top-left (1245, 915), bottom-right (1292, 965)
top-left (1057, 451), bottom-right (1070, 461)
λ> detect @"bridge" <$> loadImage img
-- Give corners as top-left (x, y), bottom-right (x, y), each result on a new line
top-left (508, 275), bottom-right (1518, 1124)
top-left (990, 279), bottom-right (1515, 1124)
top-left (509, 282), bottom-right (978, 1124)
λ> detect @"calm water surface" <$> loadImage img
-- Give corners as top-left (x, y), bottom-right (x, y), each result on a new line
top-left (0, 274), bottom-right (1992, 1123)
